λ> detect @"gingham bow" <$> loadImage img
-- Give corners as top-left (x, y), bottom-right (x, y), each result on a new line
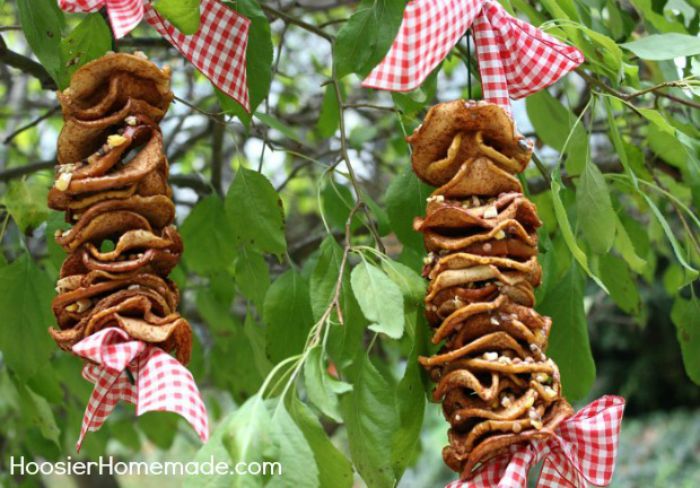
top-left (58, 0), bottom-right (250, 111)
top-left (446, 396), bottom-right (626, 488)
top-left (72, 327), bottom-right (209, 451)
top-left (362, 0), bottom-right (584, 108)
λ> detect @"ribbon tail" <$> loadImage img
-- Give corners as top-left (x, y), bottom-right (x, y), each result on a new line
top-left (104, 0), bottom-right (145, 39)
top-left (77, 364), bottom-right (136, 452)
top-left (362, 0), bottom-right (480, 92)
top-left (444, 447), bottom-right (536, 488)
top-left (537, 455), bottom-right (585, 488)
top-left (58, 0), bottom-right (105, 13)
top-left (539, 396), bottom-right (625, 488)
top-left (135, 347), bottom-right (209, 442)
top-left (143, 0), bottom-right (251, 112)
top-left (474, 1), bottom-right (583, 104)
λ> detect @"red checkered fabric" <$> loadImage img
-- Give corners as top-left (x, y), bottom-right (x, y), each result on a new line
top-left (59, 0), bottom-right (143, 38)
top-left (72, 327), bottom-right (209, 451)
top-left (362, 0), bottom-right (584, 108)
top-left (445, 396), bottom-right (625, 488)
top-left (58, 0), bottom-right (250, 111)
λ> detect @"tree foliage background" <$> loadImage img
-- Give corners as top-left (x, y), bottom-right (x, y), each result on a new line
top-left (1, 0), bottom-right (700, 486)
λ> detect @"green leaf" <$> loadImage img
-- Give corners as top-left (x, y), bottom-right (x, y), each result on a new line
top-left (391, 335), bottom-right (425, 477)
top-left (180, 195), bottom-right (237, 274)
top-left (16, 0), bottom-right (64, 86)
top-left (380, 259), bottom-right (425, 305)
top-left (576, 160), bottom-right (616, 254)
top-left (320, 181), bottom-right (360, 231)
top-left (550, 171), bottom-right (608, 292)
top-left (211, 328), bottom-right (266, 402)
top-left (628, 0), bottom-right (686, 33)
top-left (0, 255), bottom-right (55, 380)
top-left (310, 236), bottom-right (344, 321)
top-left (255, 112), bottom-right (307, 146)
top-left (526, 90), bottom-right (588, 175)
top-left (334, 0), bottom-right (405, 78)
top-left (599, 254), bottom-right (640, 314)
top-left (218, 0), bottom-right (272, 119)
top-left (11, 377), bottom-right (60, 445)
top-left (326, 274), bottom-right (368, 371)
top-left (350, 260), bottom-right (405, 339)
top-left (226, 167), bottom-right (286, 256)
top-left (289, 398), bottom-right (353, 488)
top-left (622, 34), bottom-right (700, 60)
top-left (153, 0), bottom-right (201, 35)
top-left (304, 345), bottom-right (353, 422)
top-left (138, 412), bottom-right (180, 449)
top-left (538, 262), bottom-right (596, 401)
top-left (613, 215), bottom-right (647, 274)
top-left (263, 269), bottom-right (313, 363)
top-left (2, 179), bottom-right (49, 233)
top-left (235, 246), bottom-right (270, 312)
top-left (268, 403), bottom-right (320, 488)
top-left (244, 314), bottom-right (273, 379)
top-left (59, 13), bottom-right (111, 88)
top-left (223, 395), bottom-right (273, 488)
top-left (671, 295), bottom-right (700, 385)
top-left (316, 85), bottom-right (340, 138)
top-left (185, 410), bottom-right (237, 488)
top-left (341, 354), bottom-right (398, 488)
top-left (384, 166), bottom-right (432, 253)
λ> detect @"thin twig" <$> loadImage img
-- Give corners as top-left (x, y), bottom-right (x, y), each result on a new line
top-left (261, 4), bottom-right (334, 42)
top-left (531, 153), bottom-right (551, 186)
top-left (211, 116), bottom-right (225, 195)
top-left (331, 75), bottom-right (386, 254)
top-left (344, 103), bottom-right (400, 112)
top-left (3, 106), bottom-right (59, 144)
top-left (173, 95), bottom-right (229, 123)
top-left (575, 67), bottom-right (700, 109)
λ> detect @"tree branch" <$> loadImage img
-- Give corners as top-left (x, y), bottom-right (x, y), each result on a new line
top-left (3, 105), bottom-right (60, 144)
top-left (0, 35), bottom-right (56, 90)
top-left (575, 67), bottom-right (700, 109)
top-left (261, 5), bottom-right (334, 42)
top-left (0, 160), bottom-right (54, 182)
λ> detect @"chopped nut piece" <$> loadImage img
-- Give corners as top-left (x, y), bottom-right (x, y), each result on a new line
top-left (483, 351), bottom-right (498, 361)
top-left (535, 373), bottom-right (551, 384)
top-left (494, 230), bottom-right (506, 240)
top-left (65, 303), bottom-right (78, 312)
top-left (54, 172), bottom-right (72, 191)
top-left (512, 422), bottom-right (522, 433)
top-left (531, 419), bottom-right (543, 430)
top-left (107, 134), bottom-right (128, 148)
top-left (490, 316), bottom-right (499, 326)
top-left (125, 115), bottom-right (138, 126)
top-left (497, 356), bottom-right (512, 365)
top-left (483, 206), bottom-right (498, 219)
top-left (76, 299), bottom-right (92, 313)
top-left (471, 196), bottom-right (481, 207)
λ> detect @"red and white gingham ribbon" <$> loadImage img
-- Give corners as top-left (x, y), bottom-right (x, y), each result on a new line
top-left (362, 0), bottom-right (584, 108)
top-left (58, 0), bottom-right (250, 111)
top-left (446, 396), bottom-right (625, 488)
top-left (72, 327), bottom-right (209, 451)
